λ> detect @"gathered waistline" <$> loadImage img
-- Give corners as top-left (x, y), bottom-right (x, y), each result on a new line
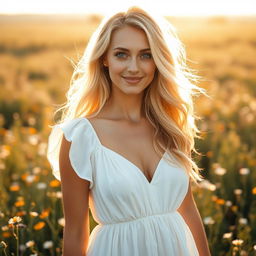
top-left (100, 211), bottom-right (178, 226)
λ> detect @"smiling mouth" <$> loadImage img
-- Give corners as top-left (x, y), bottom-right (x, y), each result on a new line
top-left (122, 76), bottom-right (143, 84)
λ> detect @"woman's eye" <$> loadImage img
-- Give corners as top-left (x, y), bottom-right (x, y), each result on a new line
top-left (141, 53), bottom-right (152, 59)
top-left (115, 52), bottom-right (127, 58)
top-left (114, 52), bottom-right (152, 59)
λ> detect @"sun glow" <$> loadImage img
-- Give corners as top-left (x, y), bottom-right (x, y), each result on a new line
top-left (0, 0), bottom-right (255, 16)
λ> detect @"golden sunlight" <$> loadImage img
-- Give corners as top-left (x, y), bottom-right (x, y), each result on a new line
top-left (0, 0), bottom-right (255, 16)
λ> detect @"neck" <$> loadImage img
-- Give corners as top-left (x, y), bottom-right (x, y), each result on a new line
top-left (103, 88), bottom-right (146, 123)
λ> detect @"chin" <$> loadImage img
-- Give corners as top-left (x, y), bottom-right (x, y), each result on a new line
top-left (122, 87), bottom-right (146, 95)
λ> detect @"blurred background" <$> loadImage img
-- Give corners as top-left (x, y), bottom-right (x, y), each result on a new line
top-left (0, 0), bottom-right (255, 255)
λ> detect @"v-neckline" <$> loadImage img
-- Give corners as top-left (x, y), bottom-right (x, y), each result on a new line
top-left (80, 117), bottom-right (166, 185)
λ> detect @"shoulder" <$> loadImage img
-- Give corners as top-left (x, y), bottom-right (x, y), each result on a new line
top-left (47, 117), bottom-right (98, 153)
top-left (54, 117), bottom-right (89, 141)
top-left (47, 117), bottom-right (98, 189)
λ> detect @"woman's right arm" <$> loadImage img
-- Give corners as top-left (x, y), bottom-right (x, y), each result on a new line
top-left (59, 135), bottom-right (91, 256)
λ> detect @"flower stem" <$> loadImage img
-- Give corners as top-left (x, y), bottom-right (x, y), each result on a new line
top-left (16, 225), bottom-right (19, 256)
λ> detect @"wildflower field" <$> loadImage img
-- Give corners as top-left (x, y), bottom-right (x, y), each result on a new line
top-left (0, 14), bottom-right (255, 255)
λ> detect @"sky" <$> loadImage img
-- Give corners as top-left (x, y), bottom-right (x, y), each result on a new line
top-left (1, 0), bottom-right (256, 16)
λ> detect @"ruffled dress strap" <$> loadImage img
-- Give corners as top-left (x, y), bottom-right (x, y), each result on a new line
top-left (46, 118), bottom-right (98, 190)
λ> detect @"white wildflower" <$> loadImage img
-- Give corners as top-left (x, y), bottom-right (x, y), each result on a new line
top-left (239, 218), bottom-right (248, 225)
top-left (239, 168), bottom-right (250, 175)
top-left (25, 175), bottom-right (36, 183)
top-left (29, 212), bottom-right (39, 217)
top-left (225, 200), bottom-right (232, 207)
top-left (28, 135), bottom-right (39, 145)
top-left (223, 232), bottom-right (232, 239)
top-left (26, 240), bottom-right (35, 248)
top-left (58, 217), bottom-right (65, 227)
top-left (56, 191), bottom-right (62, 198)
top-left (214, 167), bottom-right (226, 176)
top-left (203, 216), bottom-right (215, 225)
top-left (19, 244), bottom-right (26, 251)
top-left (32, 167), bottom-right (41, 174)
top-left (43, 240), bottom-right (53, 249)
top-left (234, 189), bottom-right (243, 195)
top-left (38, 142), bottom-right (47, 156)
top-left (199, 180), bottom-right (216, 191)
top-left (37, 182), bottom-right (47, 190)
top-left (8, 216), bottom-right (22, 225)
top-left (232, 239), bottom-right (243, 246)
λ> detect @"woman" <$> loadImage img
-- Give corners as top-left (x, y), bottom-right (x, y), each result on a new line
top-left (47, 6), bottom-right (211, 256)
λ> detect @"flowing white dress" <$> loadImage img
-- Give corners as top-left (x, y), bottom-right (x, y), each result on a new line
top-left (47, 117), bottom-right (199, 255)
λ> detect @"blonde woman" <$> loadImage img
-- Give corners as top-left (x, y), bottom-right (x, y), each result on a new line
top-left (47, 6), bottom-right (211, 256)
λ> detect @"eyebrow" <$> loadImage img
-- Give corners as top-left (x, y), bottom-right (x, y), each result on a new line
top-left (113, 47), bottom-right (151, 52)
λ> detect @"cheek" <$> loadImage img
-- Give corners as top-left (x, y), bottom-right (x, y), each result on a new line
top-left (144, 63), bottom-right (156, 75)
top-left (108, 60), bottom-right (125, 74)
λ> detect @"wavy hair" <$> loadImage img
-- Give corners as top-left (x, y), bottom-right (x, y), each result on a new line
top-left (52, 6), bottom-right (208, 185)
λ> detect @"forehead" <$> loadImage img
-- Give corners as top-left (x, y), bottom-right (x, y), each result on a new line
top-left (109, 25), bottom-right (150, 50)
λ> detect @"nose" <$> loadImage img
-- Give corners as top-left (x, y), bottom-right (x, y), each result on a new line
top-left (127, 57), bottom-right (139, 73)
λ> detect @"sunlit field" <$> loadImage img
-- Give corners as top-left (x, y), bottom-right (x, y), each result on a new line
top-left (0, 14), bottom-right (255, 255)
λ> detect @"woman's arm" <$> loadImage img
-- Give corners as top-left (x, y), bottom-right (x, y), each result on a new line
top-left (59, 135), bottom-right (91, 256)
top-left (177, 179), bottom-right (211, 256)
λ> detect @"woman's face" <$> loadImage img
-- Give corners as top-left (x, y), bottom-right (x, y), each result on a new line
top-left (103, 25), bottom-right (156, 95)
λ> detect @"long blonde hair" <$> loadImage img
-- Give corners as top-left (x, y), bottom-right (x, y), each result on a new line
top-left (52, 6), bottom-right (208, 185)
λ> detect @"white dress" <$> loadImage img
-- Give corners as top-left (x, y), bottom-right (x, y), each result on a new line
top-left (47, 117), bottom-right (199, 256)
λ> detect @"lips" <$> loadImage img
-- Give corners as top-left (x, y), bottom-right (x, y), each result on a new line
top-left (122, 76), bottom-right (143, 84)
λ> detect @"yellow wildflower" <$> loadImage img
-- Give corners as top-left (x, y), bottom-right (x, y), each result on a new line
top-left (216, 198), bottom-right (225, 205)
top-left (0, 128), bottom-right (7, 136)
top-left (33, 221), bottom-right (45, 230)
top-left (211, 195), bottom-right (218, 202)
top-left (50, 179), bottom-right (61, 187)
top-left (28, 127), bottom-right (37, 135)
top-left (10, 184), bottom-right (20, 191)
top-left (206, 151), bottom-right (213, 158)
top-left (2, 232), bottom-right (11, 238)
top-left (15, 200), bottom-right (25, 207)
top-left (231, 205), bottom-right (238, 212)
top-left (21, 173), bottom-right (28, 181)
top-left (16, 211), bottom-right (26, 216)
top-left (39, 209), bottom-right (50, 219)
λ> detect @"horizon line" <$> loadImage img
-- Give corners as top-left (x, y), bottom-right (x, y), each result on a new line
top-left (1, 12), bottom-right (256, 17)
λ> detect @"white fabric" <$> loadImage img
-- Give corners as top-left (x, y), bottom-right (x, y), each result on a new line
top-left (47, 117), bottom-right (199, 255)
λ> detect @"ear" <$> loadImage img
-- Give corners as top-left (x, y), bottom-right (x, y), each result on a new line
top-left (103, 59), bottom-right (108, 67)
top-left (102, 55), bottom-right (108, 67)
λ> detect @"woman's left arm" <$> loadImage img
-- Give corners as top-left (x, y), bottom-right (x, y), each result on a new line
top-left (177, 179), bottom-right (212, 256)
